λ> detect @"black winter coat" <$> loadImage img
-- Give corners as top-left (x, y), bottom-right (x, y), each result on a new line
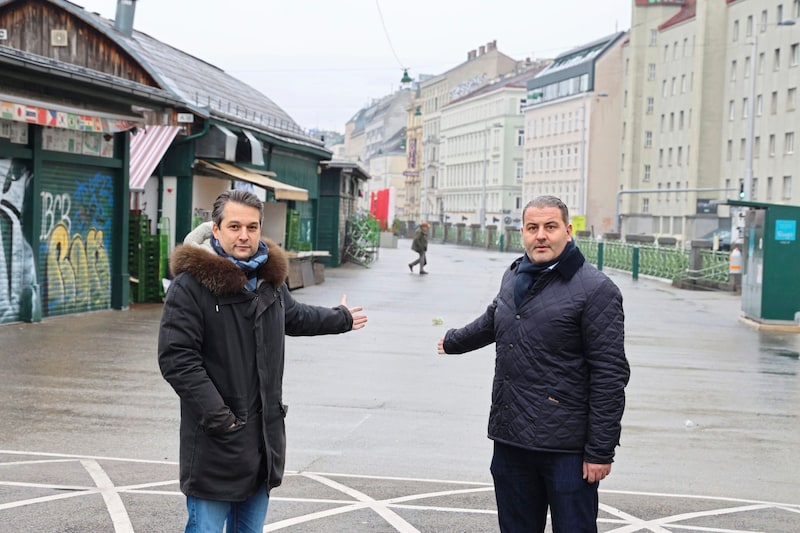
top-left (443, 246), bottom-right (629, 464)
top-left (158, 224), bottom-right (353, 501)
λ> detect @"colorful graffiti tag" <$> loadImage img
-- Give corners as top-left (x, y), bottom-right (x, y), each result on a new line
top-left (0, 159), bottom-right (38, 323)
top-left (0, 159), bottom-right (114, 323)
top-left (40, 172), bottom-right (113, 316)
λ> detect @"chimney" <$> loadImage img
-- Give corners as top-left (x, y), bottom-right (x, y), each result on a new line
top-left (478, 45), bottom-right (486, 56)
top-left (487, 40), bottom-right (496, 51)
top-left (468, 49), bottom-right (477, 60)
top-left (114, 0), bottom-right (137, 38)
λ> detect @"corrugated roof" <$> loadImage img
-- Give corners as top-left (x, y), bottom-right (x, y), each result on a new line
top-left (50, 0), bottom-right (325, 152)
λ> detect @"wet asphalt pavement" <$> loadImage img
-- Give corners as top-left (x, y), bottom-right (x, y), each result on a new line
top-left (1, 241), bottom-right (799, 532)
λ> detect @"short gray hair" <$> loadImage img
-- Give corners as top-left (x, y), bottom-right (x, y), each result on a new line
top-left (521, 195), bottom-right (569, 226)
top-left (211, 189), bottom-right (264, 226)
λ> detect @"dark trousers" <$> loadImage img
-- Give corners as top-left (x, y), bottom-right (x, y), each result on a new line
top-left (490, 441), bottom-right (599, 533)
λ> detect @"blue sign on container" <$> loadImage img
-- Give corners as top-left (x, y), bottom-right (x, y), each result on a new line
top-left (775, 219), bottom-right (797, 241)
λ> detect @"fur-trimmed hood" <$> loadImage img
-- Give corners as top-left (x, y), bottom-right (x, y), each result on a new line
top-left (170, 221), bottom-right (289, 296)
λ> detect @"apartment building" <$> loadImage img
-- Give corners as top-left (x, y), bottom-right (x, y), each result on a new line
top-left (524, 32), bottom-right (626, 235)
top-left (620, 0), bottom-right (798, 242)
top-left (415, 41), bottom-right (520, 222)
top-left (438, 69), bottom-right (544, 228)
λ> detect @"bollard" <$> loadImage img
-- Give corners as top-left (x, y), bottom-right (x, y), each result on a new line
top-left (499, 234), bottom-right (505, 253)
top-left (597, 242), bottom-right (604, 271)
top-left (632, 246), bottom-right (640, 280)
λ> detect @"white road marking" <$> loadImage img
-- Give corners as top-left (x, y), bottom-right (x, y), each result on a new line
top-left (80, 459), bottom-right (135, 533)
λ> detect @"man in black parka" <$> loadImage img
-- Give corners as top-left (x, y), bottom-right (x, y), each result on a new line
top-left (437, 195), bottom-right (629, 533)
top-left (158, 189), bottom-right (367, 533)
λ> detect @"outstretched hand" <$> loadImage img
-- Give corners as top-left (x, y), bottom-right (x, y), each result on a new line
top-left (341, 294), bottom-right (368, 330)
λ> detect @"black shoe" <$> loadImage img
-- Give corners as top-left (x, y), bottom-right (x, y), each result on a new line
top-left (420, 270), bottom-right (429, 275)
top-left (408, 264), bottom-right (414, 272)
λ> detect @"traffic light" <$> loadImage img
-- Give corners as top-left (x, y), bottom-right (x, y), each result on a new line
top-left (739, 182), bottom-right (745, 199)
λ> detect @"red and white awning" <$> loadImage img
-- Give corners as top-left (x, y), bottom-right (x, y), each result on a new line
top-left (129, 125), bottom-right (181, 191)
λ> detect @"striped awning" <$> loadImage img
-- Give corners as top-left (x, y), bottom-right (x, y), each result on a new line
top-left (129, 125), bottom-right (181, 191)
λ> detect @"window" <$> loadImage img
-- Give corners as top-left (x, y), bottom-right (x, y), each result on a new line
top-left (788, 87), bottom-right (797, 111)
top-left (767, 176), bottom-right (774, 200)
top-left (796, 0), bottom-right (800, 18)
top-left (733, 20), bottom-right (740, 42)
top-left (740, 138), bottom-right (746, 159)
top-left (644, 164), bottom-right (651, 182)
top-left (785, 132), bottom-right (795, 154)
top-left (515, 161), bottom-right (523, 183)
top-left (729, 100), bottom-right (736, 120)
top-left (668, 147), bottom-right (673, 166)
top-left (742, 97), bottom-right (749, 119)
top-left (744, 56), bottom-right (751, 78)
top-left (746, 15), bottom-right (753, 37)
top-left (517, 129), bottom-right (524, 147)
top-left (664, 45), bottom-right (669, 62)
top-left (755, 136), bottom-right (761, 158)
top-left (792, 43), bottom-right (799, 66)
top-left (679, 110), bottom-right (685, 129)
top-left (659, 148), bottom-right (664, 167)
top-left (645, 131), bottom-right (653, 148)
top-left (660, 114), bottom-right (666, 132)
top-left (677, 146), bottom-right (683, 166)
top-left (774, 48), bottom-right (781, 71)
top-left (759, 52), bottom-right (766, 74)
top-left (670, 112), bottom-right (675, 131)
top-left (648, 63), bottom-right (656, 80)
top-left (761, 10), bottom-right (768, 32)
top-left (782, 175), bottom-right (792, 199)
top-left (650, 29), bottom-right (658, 46)
top-left (757, 94), bottom-right (764, 116)
top-left (772, 91), bottom-right (779, 114)
top-left (683, 38), bottom-right (688, 57)
top-left (642, 198), bottom-right (650, 213)
top-left (672, 77), bottom-right (677, 95)
top-left (646, 97), bottom-right (654, 114)
top-left (777, 3), bottom-right (784, 23)
top-left (518, 99), bottom-right (526, 114)
top-left (681, 74), bottom-right (687, 93)
top-left (769, 134), bottom-right (776, 156)
top-left (727, 139), bottom-right (733, 161)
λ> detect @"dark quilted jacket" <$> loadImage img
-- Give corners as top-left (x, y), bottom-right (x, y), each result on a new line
top-left (443, 246), bottom-right (629, 463)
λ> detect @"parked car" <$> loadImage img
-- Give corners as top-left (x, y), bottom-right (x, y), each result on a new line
top-left (699, 228), bottom-right (732, 251)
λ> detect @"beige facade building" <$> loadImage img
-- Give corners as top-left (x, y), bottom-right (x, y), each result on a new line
top-left (414, 41), bottom-right (520, 223)
top-left (439, 69), bottom-right (545, 228)
top-left (524, 33), bottom-right (626, 235)
top-left (620, 0), bottom-right (798, 243)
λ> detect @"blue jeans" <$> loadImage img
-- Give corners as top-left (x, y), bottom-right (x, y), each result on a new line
top-left (184, 486), bottom-right (269, 533)
top-left (490, 441), bottom-right (599, 533)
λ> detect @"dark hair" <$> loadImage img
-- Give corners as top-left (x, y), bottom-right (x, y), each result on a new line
top-left (211, 189), bottom-right (264, 226)
top-left (522, 195), bottom-right (569, 226)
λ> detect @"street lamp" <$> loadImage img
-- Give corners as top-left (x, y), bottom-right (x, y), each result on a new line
top-left (481, 122), bottom-right (503, 228)
top-left (743, 19), bottom-right (795, 201)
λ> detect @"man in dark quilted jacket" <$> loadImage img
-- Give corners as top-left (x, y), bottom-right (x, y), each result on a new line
top-left (438, 195), bottom-right (629, 533)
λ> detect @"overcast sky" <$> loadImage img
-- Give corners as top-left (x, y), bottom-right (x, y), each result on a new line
top-left (73, 0), bottom-right (632, 133)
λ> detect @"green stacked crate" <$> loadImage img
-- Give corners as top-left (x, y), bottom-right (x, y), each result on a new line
top-left (128, 213), bottom-right (150, 303)
top-left (285, 209), bottom-right (300, 251)
top-left (142, 235), bottom-right (161, 302)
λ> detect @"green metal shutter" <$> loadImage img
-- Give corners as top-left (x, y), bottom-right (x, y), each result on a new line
top-left (39, 163), bottom-right (116, 317)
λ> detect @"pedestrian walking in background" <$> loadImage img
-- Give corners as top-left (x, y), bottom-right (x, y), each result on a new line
top-left (158, 189), bottom-right (368, 533)
top-left (408, 221), bottom-right (429, 275)
top-left (437, 195), bottom-right (629, 533)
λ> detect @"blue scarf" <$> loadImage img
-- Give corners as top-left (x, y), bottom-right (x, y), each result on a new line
top-left (514, 240), bottom-right (576, 308)
top-left (211, 237), bottom-right (269, 292)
